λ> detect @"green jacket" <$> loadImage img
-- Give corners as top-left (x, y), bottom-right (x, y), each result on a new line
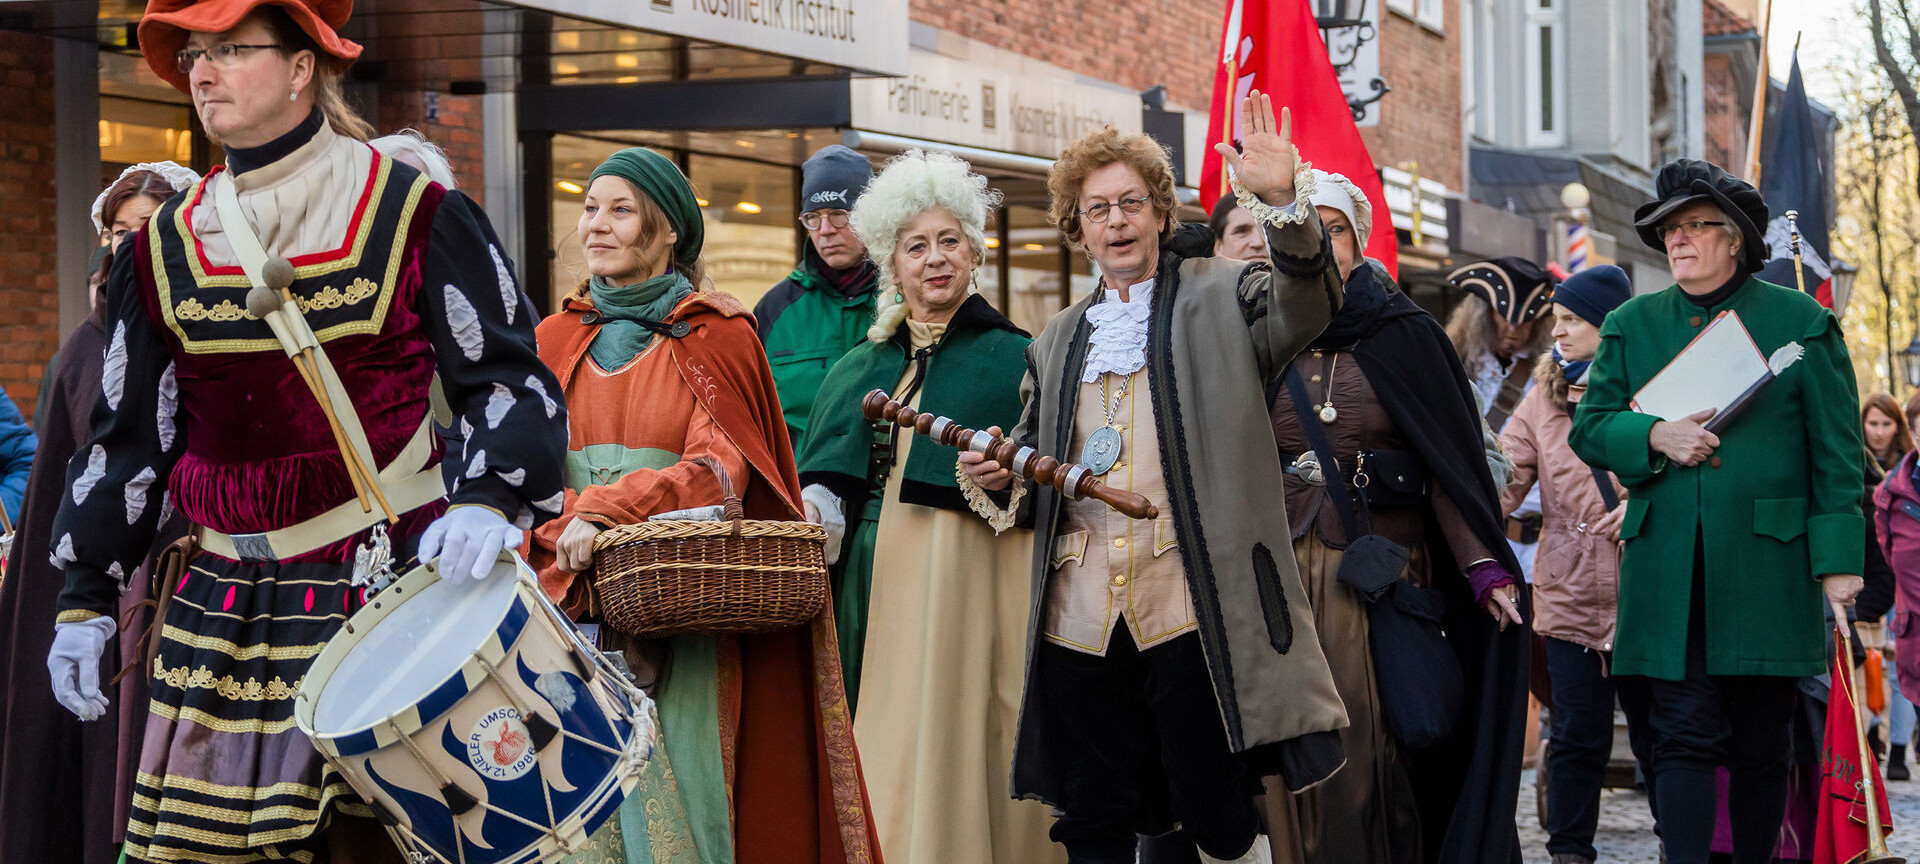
top-left (1569, 276), bottom-right (1864, 679)
top-left (753, 249), bottom-right (878, 447)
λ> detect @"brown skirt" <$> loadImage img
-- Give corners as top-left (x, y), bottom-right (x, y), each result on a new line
top-left (1264, 529), bottom-right (1423, 864)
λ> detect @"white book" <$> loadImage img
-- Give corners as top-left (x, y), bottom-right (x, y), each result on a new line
top-left (1630, 310), bottom-right (1803, 433)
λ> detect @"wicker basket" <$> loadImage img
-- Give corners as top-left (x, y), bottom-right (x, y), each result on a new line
top-left (590, 456), bottom-right (829, 638)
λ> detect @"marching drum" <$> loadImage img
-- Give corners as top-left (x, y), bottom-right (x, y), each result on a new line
top-left (295, 553), bottom-right (654, 864)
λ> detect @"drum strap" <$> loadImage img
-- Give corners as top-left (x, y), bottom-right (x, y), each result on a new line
top-left (209, 172), bottom-right (389, 509)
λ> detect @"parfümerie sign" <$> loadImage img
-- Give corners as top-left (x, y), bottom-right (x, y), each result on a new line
top-left (850, 37), bottom-right (1141, 160)
top-left (503, 0), bottom-right (908, 76)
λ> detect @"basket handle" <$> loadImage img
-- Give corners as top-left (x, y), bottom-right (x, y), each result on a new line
top-left (690, 455), bottom-right (746, 532)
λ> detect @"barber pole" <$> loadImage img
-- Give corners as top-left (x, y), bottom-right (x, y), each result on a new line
top-left (1564, 219), bottom-right (1591, 274)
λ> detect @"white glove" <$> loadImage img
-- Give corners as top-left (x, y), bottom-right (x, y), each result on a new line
top-left (47, 616), bottom-right (115, 721)
top-left (802, 484), bottom-right (847, 566)
top-left (419, 505), bottom-right (525, 584)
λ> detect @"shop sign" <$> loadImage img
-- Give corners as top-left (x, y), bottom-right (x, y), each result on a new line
top-left (503, 0), bottom-right (909, 76)
top-left (850, 38), bottom-right (1142, 160)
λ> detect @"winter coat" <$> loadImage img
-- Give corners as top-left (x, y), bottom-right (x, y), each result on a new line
top-left (1569, 276), bottom-right (1864, 680)
top-left (1877, 450), bottom-right (1920, 695)
top-left (0, 386), bottom-right (34, 526)
top-left (1500, 363), bottom-right (1625, 652)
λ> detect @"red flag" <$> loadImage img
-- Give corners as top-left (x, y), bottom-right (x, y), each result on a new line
top-left (1200, 0), bottom-right (1398, 278)
top-left (1814, 629), bottom-right (1894, 863)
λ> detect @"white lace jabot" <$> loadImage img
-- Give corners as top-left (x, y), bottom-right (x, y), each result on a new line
top-left (1082, 278), bottom-right (1153, 382)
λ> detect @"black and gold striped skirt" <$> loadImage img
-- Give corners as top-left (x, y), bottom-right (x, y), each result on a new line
top-left (128, 554), bottom-right (373, 864)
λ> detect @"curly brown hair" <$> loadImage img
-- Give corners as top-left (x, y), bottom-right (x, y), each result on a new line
top-left (1047, 125), bottom-right (1179, 251)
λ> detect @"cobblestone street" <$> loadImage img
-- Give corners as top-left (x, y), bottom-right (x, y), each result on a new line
top-left (1516, 768), bottom-right (1920, 862)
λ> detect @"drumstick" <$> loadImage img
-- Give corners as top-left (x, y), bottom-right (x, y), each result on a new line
top-left (862, 389), bottom-right (1158, 520)
top-left (249, 260), bottom-right (396, 522)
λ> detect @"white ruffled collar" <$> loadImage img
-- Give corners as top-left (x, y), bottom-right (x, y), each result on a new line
top-left (1082, 277), bottom-right (1153, 382)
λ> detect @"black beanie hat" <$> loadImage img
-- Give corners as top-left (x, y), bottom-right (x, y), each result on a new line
top-left (1553, 265), bottom-right (1632, 327)
top-left (1633, 158), bottom-right (1769, 273)
top-left (801, 145), bottom-right (873, 212)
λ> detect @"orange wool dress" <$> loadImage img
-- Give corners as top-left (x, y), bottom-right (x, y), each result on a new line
top-left (529, 287), bottom-right (881, 864)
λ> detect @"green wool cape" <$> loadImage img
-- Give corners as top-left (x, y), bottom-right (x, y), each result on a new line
top-left (797, 293), bottom-right (1030, 514)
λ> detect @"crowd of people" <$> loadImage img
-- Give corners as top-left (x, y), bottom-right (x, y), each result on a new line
top-left (0, 2), bottom-right (1907, 864)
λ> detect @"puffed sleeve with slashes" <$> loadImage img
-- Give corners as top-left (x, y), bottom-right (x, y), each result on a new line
top-left (418, 191), bottom-right (570, 531)
top-left (53, 238), bottom-right (184, 621)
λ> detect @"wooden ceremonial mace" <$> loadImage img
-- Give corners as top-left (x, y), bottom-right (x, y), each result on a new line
top-left (861, 390), bottom-right (1158, 521)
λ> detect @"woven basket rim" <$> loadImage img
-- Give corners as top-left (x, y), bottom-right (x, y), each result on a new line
top-left (594, 519), bottom-right (828, 550)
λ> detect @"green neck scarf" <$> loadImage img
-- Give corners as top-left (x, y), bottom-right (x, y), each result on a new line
top-left (588, 270), bottom-right (694, 369)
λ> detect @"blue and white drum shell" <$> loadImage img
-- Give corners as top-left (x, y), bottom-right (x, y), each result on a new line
top-left (295, 553), bottom-right (655, 864)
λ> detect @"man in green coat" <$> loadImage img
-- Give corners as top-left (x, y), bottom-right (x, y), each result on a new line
top-left (754, 145), bottom-right (879, 446)
top-left (1569, 158), bottom-right (1864, 864)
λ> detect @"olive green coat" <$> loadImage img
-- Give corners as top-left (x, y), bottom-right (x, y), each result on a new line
top-left (1568, 276), bottom-right (1864, 680)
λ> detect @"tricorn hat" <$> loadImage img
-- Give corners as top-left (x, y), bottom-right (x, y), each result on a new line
top-left (1632, 158), bottom-right (1768, 273)
top-left (141, 0), bottom-right (362, 95)
top-left (1446, 256), bottom-right (1557, 327)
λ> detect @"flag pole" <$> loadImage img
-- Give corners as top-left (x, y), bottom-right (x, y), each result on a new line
top-left (1743, 0), bottom-right (1774, 184)
top-left (1832, 599), bottom-right (1905, 862)
top-left (1220, 54), bottom-right (1237, 201)
top-left (1786, 209), bottom-right (1805, 293)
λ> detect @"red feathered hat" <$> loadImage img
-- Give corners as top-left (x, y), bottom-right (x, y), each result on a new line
top-left (140, 0), bottom-right (362, 94)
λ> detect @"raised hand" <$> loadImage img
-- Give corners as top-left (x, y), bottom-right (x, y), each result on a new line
top-left (1212, 90), bottom-right (1298, 207)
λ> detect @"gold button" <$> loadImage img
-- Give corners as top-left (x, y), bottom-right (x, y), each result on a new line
top-left (1113, 537), bottom-right (1128, 549)
top-left (1115, 424), bottom-right (1127, 433)
top-left (1313, 351), bottom-right (1323, 358)
top-left (1112, 461), bottom-right (1127, 472)
top-left (1112, 574), bottom-right (1129, 587)
top-left (1310, 375), bottom-right (1322, 382)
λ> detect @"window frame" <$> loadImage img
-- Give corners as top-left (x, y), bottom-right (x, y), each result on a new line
top-left (1524, 0), bottom-right (1567, 148)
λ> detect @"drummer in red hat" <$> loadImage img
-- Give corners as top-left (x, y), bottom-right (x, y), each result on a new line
top-left (40, 1), bottom-right (568, 861)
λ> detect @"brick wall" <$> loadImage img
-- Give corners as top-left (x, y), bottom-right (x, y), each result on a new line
top-left (909, 0), bottom-right (1224, 111)
top-left (369, 8), bottom-right (487, 205)
top-left (1703, 52), bottom-right (1746, 170)
top-left (0, 30), bottom-right (59, 425)
top-left (1360, 6), bottom-right (1463, 193)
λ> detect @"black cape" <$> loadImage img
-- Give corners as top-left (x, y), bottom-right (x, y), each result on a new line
top-left (1312, 261), bottom-right (1531, 864)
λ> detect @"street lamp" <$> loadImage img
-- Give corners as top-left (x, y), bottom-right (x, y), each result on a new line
top-left (1902, 335), bottom-right (1920, 390)
top-left (1314, 0), bottom-right (1390, 121)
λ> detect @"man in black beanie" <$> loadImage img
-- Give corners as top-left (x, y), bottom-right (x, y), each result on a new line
top-left (755, 144), bottom-right (878, 446)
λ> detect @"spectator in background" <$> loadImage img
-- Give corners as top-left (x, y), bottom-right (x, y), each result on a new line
top-left (1875, 391), bottom-right (1920, 783)
top-left (1209, 193), bottom-right (1268, 261)
top-left (1864, 392), bottom-right (1912, 473)
top-left (0, 387), bottom-right (31, 529)
top-left (754, 145), bottom-right (879, 446)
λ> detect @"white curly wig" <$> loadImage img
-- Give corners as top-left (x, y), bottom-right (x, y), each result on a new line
top-left (372, 129), bottom-right (458, 190)
top-left (851, 149), bottom-right (1003, 342)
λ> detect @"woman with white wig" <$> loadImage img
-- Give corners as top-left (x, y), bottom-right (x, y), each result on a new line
top-left (797, 149), bottom-right (1063, 864)
top-left (1259, 168), bottom-right (1531, 861)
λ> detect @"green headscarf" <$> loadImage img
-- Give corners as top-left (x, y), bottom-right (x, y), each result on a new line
top-left (589, 147), bottom-right (705, 270)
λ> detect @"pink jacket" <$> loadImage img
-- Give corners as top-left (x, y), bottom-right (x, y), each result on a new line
top-left (1500, 374), bottom-right (1626, 652)
top-left (1875, 451), bottom-right (1920, 696)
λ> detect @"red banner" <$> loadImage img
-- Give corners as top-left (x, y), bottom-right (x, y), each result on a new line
top-left (1200, 0), bottom-right (1398, 277)
top-left (1814, 630), bottom-right (1894, 863)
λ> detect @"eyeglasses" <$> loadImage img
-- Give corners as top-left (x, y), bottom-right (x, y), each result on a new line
top-left (1654, 219), bottom-right (1727, 243)
top-left (174, 43), bottom-right (283, 75)
top-left (1080, 196), bottom-right (1150, 224)
top-left (800, 210), bottom-right (851, 231)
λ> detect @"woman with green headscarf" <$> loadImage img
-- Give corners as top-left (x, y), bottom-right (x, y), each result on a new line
top-left (528, 147), bottom-right (881, 864)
